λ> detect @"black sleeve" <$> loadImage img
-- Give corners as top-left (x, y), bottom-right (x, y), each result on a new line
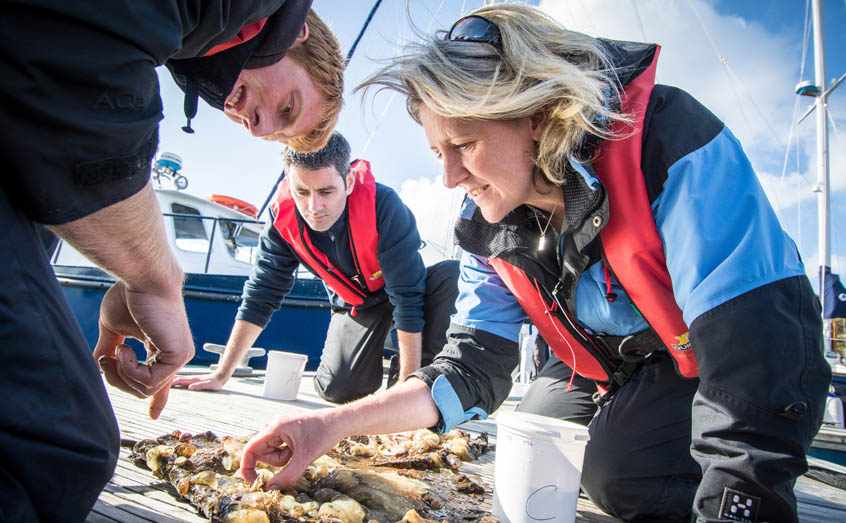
top-left (0, 3), bottom-right (168, 224)
top-left (687, 275), bottom-right (831, 520)
top-left (413, 323), bottom-right (520, 417)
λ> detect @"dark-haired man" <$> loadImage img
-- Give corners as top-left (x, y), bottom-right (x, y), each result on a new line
top-left (0, 1), bottom-right (344, 519)
top-left (174, 132), bottom-right (459, 403)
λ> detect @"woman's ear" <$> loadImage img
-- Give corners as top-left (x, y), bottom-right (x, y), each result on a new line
top-left (530, 111), bottom-right (548, 141)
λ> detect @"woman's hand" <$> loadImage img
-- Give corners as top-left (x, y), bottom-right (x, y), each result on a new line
top-left (241, 411), bottom-right (342, 490)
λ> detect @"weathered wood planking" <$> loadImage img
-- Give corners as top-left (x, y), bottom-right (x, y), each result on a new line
top-left (89, 372), bottom-right (846, 522)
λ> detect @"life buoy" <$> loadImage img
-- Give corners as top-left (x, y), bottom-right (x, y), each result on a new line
top-left (205, 194), bottom-right (259, 218)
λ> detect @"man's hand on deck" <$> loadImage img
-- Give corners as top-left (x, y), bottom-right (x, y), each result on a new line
top-left (172, 372), bottom-right (228, 391)
top-left (241, 412), bottom-right (341, 490)
top-left (93, 280), bottom-right (194, 419)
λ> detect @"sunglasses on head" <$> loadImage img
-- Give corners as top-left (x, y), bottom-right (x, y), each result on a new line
top-left (447, 15), bottom-right (502, 48)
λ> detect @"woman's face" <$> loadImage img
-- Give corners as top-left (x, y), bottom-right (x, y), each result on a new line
top-left (419, 105), bottom-right (549, 223)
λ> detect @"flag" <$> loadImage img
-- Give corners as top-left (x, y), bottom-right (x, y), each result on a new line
top-left (822, 266), bottom-right (846, 319)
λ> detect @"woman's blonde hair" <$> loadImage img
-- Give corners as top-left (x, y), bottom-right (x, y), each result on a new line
top-left (357, 3), bottom-right (631, 184)
top-left (284, 9), bottom-right (345, 152)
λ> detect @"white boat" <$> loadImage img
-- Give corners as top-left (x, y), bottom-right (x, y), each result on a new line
top-left (51, 152), bottom-right (332, 370)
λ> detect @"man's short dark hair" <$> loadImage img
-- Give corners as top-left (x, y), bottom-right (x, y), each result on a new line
top-left (282, 131), bottom-right (351, 180)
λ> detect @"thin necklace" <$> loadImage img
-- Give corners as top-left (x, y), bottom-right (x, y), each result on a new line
top-left (533, 205), bottom-right (556, 251)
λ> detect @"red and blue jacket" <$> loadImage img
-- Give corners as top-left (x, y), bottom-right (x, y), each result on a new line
top-left (412, 40), bottom-right (813, 432)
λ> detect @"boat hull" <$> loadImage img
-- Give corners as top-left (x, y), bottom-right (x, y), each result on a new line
top-left (53, 265), bottom-right (331, 370)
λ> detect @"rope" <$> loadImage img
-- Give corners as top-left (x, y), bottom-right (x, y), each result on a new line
top-left (630, 0), bottom-right (648, 42)
top-left (686, 0), bottom-right (791, 216)
top-left (826, 109), bottom-right (846, 248)
top-left (358, 0), bottom-right (448, 159)
top-left (345, 0), bottom-right (383, 63)
top-left (778, 0), bottom-right (814, 240)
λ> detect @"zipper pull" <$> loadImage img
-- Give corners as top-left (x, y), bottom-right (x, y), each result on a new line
top-left (603, 261), bottom-right (617, 302)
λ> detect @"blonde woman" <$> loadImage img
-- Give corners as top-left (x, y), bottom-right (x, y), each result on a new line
top-left (240, 5), bottom-right (828, 521)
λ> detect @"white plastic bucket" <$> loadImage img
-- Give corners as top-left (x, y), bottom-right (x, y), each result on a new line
top-left (262, 351), bottom-right (308, 401)
top-left (492, 411), bottom-right (590, 523)
top-left (823, 390), bottom-right (845, 428)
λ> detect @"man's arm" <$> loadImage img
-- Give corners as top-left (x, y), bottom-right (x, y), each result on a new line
top-left (372, 186), bottom-right (428, 347)
top-left (395, 329), bottom-right (422, 381)
top-left (172, 319), bottom-right (264, 390)
top-left (53, 182), bottom-right (193, 419)
top-left (173, 220), bottom-right (299, 391)
top-left (241, 377), bottom-right (439, 489)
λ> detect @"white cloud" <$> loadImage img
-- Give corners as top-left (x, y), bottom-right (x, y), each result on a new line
top-left (540, 0), bottom-right (845, 287)
top-left (397, 175), bottom-right (465, 266)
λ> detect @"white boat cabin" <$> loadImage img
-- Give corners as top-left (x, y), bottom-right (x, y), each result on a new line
top-left (52, 189), bottom-right (264, 276)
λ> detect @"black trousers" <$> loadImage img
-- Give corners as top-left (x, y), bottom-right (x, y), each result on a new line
top-left (518, 351), bottom-right (701, 522)
top-left (0, 189), bottom-right (120, 522)
top-left (313, 260), bottom-right (459, 404)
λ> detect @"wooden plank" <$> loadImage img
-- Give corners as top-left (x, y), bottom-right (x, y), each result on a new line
top-left (92, 374), bottom-right (846, 523)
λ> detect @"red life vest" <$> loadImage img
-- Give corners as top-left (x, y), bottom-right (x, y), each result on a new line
top-left (271, 160), bottom-right (385, 306)
top-left (489, 46), bottom-right (698, 381)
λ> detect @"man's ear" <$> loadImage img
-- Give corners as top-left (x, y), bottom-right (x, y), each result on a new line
top-left (530, 111), bottom-right (548, 141)
top-left (345, 169), bottom-right (356, 196)
top-left (294, 22), bottom-right (309, 45)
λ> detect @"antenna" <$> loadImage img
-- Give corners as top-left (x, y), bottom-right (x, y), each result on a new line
top-left (152, 152), bottom-right (189, 191)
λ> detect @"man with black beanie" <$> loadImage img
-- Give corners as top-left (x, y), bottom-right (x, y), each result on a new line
top-left (0, 1), bottom-right (343, 520)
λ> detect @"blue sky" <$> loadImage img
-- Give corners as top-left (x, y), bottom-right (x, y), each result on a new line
top-left (154, 0), bottom-right (846, 289)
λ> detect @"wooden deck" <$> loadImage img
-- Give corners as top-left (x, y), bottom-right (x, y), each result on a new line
top-left (89, 370), bottom-right (846, 523)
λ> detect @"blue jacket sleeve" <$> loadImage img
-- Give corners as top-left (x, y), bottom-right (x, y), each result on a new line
top-left (411, 251), bottom-right (526, 432)
top-left (236, 218), bottom-right (301, 328)
top-left (655, 127), bottom-right (806, 324)
top-left (374, 185), bottom-right (427, 333)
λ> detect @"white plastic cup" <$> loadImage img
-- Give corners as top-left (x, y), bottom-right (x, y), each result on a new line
top-left (492, 411), bottom-right (590, 523)
top-left (262, 351), bottom-right (308, 401)
top-left (823, 390), bottom-right (845, 428)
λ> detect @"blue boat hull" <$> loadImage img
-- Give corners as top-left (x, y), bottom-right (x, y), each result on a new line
top-left (53, 265), bottom-right (331, 371)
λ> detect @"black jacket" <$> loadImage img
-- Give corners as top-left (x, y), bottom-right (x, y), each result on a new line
top-left (0, 0), bottom-right (308, 225)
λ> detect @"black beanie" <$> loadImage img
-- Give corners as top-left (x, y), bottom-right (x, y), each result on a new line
top-left (165, 0), bottom-right (312, 126)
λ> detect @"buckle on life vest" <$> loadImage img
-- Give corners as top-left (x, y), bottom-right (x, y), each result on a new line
top-left (592, 360), bottom-right (644, 407)
top-left (350, 274), bottom-right (366, 291)
top-left (595, 329), bottom-right (663, 363)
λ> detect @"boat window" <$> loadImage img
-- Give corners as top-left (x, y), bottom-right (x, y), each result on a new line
top-left (171, 203), bottom-right (209, 253)
top-left (220, 220), bottom-right (260, 264)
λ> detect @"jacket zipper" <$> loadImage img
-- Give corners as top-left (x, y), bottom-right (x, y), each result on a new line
top-left (299, 218), bottom-right (366, 300)
top-left (344, 221), bottom-right (368, 292)
top-left (515, 248), bottom-right (618, 380)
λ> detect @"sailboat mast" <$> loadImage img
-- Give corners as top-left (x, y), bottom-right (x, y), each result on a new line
top-left (812, 0), bottom-right (831, 347)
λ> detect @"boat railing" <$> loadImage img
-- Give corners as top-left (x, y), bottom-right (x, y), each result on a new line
top-left (53, 210), bottom-right (317, 286)
top-left (163, 211), bottom-right (263, 275)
